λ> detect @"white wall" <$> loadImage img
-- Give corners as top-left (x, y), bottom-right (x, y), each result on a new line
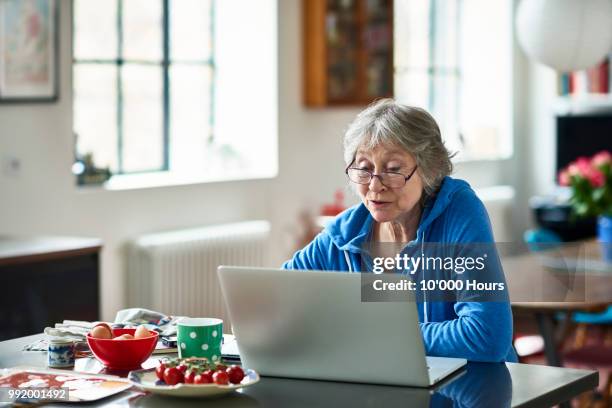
top-left (508, 0), bottom-right (560, 237)
top-left (0, 0), bottom-right (554, 321)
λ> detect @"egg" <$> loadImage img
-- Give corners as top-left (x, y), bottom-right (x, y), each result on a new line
top-left (134, 325), bottom-right (151, 339)
top-left (114, 334), bottom-right (134, 340)
top-left (94, 322), bottom-right (113, 333)
top-left (90, 325), bottom-right (112, 339)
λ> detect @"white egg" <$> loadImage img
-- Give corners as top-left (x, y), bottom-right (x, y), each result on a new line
top-left (134, 325), bottom-right (150, 339)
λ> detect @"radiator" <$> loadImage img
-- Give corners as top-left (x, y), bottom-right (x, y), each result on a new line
top-left (126, 221), bottom-right (270, 325)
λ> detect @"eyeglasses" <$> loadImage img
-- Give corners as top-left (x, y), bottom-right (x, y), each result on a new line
top-left (345, 165), bottom-right (418, 188)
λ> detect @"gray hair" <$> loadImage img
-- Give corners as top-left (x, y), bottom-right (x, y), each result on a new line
top-left (343, 98), bottom-right (454, 197)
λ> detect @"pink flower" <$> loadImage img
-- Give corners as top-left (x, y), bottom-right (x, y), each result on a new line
top-left (592, 150), bottom-right (611, 168)
top-left (564, 152), bottom-right (611, 217)
top-left (587, 168), bottom-right (606, 187)
top-left (558, 169), bottom-right (570, 186)
top-left (575, 157), bottom-right (592, 176)
top-left (567, 163), bottom-right (582, 177)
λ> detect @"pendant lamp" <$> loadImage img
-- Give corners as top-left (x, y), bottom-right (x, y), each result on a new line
top-left (515, 0), bottom-right (612, 72)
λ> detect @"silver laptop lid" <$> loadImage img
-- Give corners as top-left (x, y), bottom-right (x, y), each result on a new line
top-left (218, 266), bottom-right (432, 387)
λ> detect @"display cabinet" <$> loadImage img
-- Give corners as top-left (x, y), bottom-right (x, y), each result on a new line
top-left (303, 0), bottom-right (393, 107)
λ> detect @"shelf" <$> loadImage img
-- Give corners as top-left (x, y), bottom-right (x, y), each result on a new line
top-left (555, 94), bottom-right (612, 115)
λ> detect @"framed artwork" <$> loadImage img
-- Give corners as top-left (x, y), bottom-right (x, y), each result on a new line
top-left (0, 0), bottom-right (58, 102)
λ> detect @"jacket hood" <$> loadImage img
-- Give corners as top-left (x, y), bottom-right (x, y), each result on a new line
top-left (327, 176), bottom-right (472, 253)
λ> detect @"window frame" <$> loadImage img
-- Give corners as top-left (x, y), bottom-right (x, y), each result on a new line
top-left (72, 0), bottom-right (216, 175)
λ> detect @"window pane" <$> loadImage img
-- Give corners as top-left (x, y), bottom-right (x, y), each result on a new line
top-left (395, 0), bottom-right (512, 161)
top-left (73, 64), bottom-right (118, 171)
top-left (170, 0), bottom-right (213, 61)
top-left (432, 74), bottom-right (460, 150)
top-left (394, 70), bottom-right (429, 107)
top-left (122, 0), bottom-right (163, 62)
top-left (170, 64), bottom-right (212, 174)
top-left (459, 0), bottom-right (512, 159)
top-left (432, 0), bottom-right (458, 69)
top-left (394, 0), bottom-right (429, 69)
top-left (73, 0), bottom-right (117, 60)
top-left (122, 64), bottom-right (163, 172)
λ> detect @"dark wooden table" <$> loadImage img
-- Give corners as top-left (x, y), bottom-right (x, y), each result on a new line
top-left (0, 334), bottom-right (599, 407)
top-left (0, 236), bottom-right (102, 341)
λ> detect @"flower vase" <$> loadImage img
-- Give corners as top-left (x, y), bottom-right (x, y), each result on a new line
top-left (598, 215), bottom-right (612, 263)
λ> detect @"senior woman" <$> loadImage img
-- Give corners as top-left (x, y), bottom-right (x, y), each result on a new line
top-left (283, 98), bottom-right (516, 363)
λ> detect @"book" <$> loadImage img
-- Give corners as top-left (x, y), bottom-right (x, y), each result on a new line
top-left (560, 57), bottom-right (610, 96)
top-left (150, 334), bottom-right (240, 360)
top-left (153, 340), bottom-right (177, 354)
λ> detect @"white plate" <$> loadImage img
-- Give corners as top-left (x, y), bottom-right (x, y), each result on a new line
top-left (128, 367), bottom-right (259, 398)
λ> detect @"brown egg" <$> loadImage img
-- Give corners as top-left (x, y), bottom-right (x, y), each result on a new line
top-left (94, 322), bottom-right (113, 335)
top-left (91, 325), bottom-right (112, 339)
top-left (134, 325), bottom-right (150, 339)
top-left (114, 334), bottom-right (134, 340)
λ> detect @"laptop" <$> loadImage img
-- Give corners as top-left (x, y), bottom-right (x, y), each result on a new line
top-left (217, 266), bottom-right (466, 387)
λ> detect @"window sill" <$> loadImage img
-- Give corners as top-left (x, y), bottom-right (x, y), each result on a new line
top-left (453, 153), bottom-right (513, 164)
top-left (77, 170), bottom-right (278, 192)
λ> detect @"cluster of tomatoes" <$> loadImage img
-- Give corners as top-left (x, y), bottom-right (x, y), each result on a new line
top-left (155, 357), bottom-right (245, 386)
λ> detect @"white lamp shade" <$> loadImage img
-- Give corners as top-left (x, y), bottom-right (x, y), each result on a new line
top-left (516, 0), bottom-right (612, 72)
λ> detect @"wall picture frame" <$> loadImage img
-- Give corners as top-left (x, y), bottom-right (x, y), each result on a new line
top-left (0, 0), bottom-right (59, 102)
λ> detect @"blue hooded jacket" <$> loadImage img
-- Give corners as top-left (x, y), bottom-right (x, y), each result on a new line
top-left (283, 176), bottom-right (517, 362)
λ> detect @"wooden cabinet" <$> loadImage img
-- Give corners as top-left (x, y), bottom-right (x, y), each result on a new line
top-left (303, 0), bottom-right (394, 107)
top-left (0, 236), bottom-right (102, 341)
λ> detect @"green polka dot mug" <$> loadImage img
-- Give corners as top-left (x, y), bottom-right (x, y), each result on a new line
top-left (177, 317), bottom-right (223, 362)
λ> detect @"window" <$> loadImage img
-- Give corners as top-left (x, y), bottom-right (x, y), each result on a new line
top-left (72, 0), bottom-right (278, 187)
top-left (394, 0), bottom-right (513, 161)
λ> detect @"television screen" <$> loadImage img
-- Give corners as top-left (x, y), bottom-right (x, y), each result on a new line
top-left (556, 114), bottom-right (612, 176)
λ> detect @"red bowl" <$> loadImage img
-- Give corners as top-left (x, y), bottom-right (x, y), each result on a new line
top-left (86, 328), bottom-right (158, 370)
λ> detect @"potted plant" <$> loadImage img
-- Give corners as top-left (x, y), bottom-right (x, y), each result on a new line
top-left (558, 150), bottom-right (612, 262)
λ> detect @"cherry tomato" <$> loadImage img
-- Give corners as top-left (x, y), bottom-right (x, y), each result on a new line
top-left (163, 367), bottom-right (184, 385)
top-left (184, 370), bottom-right (196, 384)
top-left (177, 363), bottom-right (188, 373)
top-left (194, 371), bottom-right (213, 384)
top-left (226, 365), bottom-right (245, 384)
top-left (212, 370), bottom-right (229, 385)
top-left (155, 363), bottom-right (166, 381)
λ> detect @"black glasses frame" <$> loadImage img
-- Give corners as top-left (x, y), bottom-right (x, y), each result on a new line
top-left (345, 164), bottom-right (418, 188)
